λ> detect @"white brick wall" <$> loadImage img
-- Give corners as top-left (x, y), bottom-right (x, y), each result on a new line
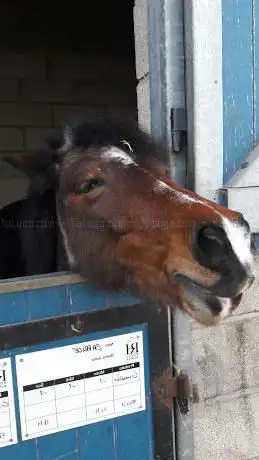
top-left (0, 51), bottom-right (136, 146)
top-left (133, 0), bottom-right (150, 80)
top-left (0, 54), bottom-right (46, 78)
top-left (0, 103), bottom-right (51, 126)
top-left (136, 76), bottom-right (151, 133)
top-left (0, 51), bottom-right (137, 206)
top-left (133, 0), bottom-right (151, 134)
top-left (0, 78), bottom-right (20, 101)
top-left (0, 128), bottom-right (23, 151)
top-left (25, 128), bottom-right (58, 150)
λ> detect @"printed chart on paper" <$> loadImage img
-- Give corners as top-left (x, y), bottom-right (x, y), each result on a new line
top-left (15, 330), bottom-right (146, 440)
top-left (0, 358), bottom-right (17, 448)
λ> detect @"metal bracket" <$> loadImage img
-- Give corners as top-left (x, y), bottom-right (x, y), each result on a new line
top-left (153, 366), bottom-right (199, 414)
top-left (170, 108), bottom-right (187, 153)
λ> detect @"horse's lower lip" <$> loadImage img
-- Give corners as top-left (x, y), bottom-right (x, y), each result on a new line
top-left (173, 272), bottom-right (211, 295)
top-left (173, 273), bottom-right (244, 301)
top-left (173, 272), bottom-right (243, 315)
top-left (231, 293), bottom-right (242, 309)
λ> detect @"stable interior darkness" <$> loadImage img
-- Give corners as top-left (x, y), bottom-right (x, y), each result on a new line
top-left (0, 0), bottom-right (137, 280)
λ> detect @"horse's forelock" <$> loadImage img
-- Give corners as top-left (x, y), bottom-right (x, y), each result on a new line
top-left (54, 117), bottom-right (168, 168)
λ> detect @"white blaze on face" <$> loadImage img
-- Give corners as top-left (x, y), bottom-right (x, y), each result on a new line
top-left (102, 146), bottom-right (136, 167)
top-left (222, 216), bottom-right (253, 268)
top-left (154, 179), bottom-right (254, 273)
top-left (153, 178), bottom-right (203, 205)
top-left (57, 209), bottom-right (76, 268)
top-left (153, 177), bottom-right (254, 285)
top-left (100, 150), bottom-right (205, 207)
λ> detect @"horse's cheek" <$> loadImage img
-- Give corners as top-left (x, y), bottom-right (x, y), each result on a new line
top-left (116, 233), bottom-right (166, 270)
top-left (116, 233), bottom-right (141, 261)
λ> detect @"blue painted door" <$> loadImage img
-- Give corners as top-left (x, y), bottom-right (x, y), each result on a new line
top-left (222, 0), bottom-right (259, 244)
top-left (223, 0), bottom-right (258, 183)
top-left (0, 279), bottom-right (175, 460)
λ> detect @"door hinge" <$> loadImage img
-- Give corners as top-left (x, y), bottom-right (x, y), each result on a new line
top-left (153, 366), bottom-right (199, 414)
top-left (170, 107), bottom-right (187, 153)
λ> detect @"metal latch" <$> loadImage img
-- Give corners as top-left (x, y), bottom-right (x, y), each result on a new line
top-left (170, 107), bottom-right (187, 153)
top-left (153, 366), bottom-right (199, 414)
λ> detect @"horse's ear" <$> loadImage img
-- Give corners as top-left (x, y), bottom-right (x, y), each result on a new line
top-left (3, 149), bottom-right (61, 183)
top-left (2, 154), bottom-right (35, 178)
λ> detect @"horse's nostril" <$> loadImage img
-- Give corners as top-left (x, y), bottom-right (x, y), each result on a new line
top-left (197, 224), bottom-right (225, 248)
top-left (192, 223), bottom-right (227, 271)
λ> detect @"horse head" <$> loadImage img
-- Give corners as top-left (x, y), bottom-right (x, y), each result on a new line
top-left (6, 116), bottom-right (256, 326)
top-left (2, 142), bottom-right (59, 277)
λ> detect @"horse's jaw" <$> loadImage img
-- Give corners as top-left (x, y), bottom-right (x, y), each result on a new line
top-left (174, 276), bottom-right (243, 326)
top-left (181, 293), bottom-right (243, 326)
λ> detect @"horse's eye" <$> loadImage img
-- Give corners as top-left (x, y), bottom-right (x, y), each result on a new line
top-left (78, 178), bottom-right (104, 194)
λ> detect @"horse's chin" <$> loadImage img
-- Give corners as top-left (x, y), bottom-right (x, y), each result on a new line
top-left (179, 293), bottom-right (242, 326)
top-left (174, 275), bottom-right (243, 326)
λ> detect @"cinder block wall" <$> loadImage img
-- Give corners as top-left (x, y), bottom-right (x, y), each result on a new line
top-left (134, 0), bottom-right (151, 134)
top-left (0, 2), bottom-right (137, 207)
top-left (0, 52), bottom-right (137, 207)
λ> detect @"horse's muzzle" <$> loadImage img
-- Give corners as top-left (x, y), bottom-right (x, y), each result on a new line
top-left (191, 221), bottom-right (255, 298)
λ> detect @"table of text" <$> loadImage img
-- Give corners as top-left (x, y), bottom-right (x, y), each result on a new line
top-left (0, 358), bottom-right (17, 448)
top-left (16, 330), bottom-right (146, 440)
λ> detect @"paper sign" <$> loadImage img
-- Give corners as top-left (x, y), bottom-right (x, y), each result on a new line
top-left (0, 358), bottom-right (17, 448)
top-left (15, 330), bottom-right (146, 440)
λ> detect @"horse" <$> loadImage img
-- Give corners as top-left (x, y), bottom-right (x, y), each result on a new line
top-left (2, 115), bottom-right (256, 326)
top-left (0, 144), bottom-right (58, 279)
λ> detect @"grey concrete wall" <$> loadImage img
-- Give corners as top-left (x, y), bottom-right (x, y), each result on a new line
top-left (134, 0), bottom-right (151, 134)
top-left (190, 253), bottom-right (259, 459)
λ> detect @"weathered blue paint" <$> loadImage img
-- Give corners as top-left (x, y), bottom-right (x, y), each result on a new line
top-left (217, 189), bottom-right (228, 208)
top-left (222, 1), bottom-right (259, 245)
top-left (0, 283), bottom-right (141, 327)
top-left (0, 291), bottom-right (28, 326)
top-left (222, 0), bottom-right (254, 184)
top-left (0, 288), bottom-right (154, 460)
top-left (254, 0), bottom-right (259, 142)
top-left (253, 233), bottom-right (259, 248)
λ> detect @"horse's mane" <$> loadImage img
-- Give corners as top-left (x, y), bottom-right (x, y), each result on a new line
top-left (49, 116), bottom-right (169, 168)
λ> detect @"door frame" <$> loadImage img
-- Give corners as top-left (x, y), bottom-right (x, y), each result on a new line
top-left (144, 0), bottom-right (224, 458)
top-left (184, 0), bottom-right (223, 201)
